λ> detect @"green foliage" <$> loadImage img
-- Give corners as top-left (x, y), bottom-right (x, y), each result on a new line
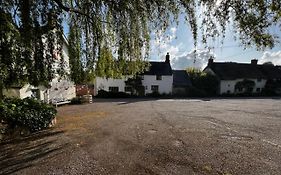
top-left (200, 0), bottom-right (280, 49)
top-left (68, 22), bottom-right (84, 84)
top-left (146, 92), bottom-right (161, 98)
top-left (70, 97), bottom-right (87, 104)
top-left (96, 90), bottom-right (131, 98)
top-left (1, 0), bottom-right (281, 89)
top-left (235, 79), bottom-right (255, 93)
top-left (146, 92), bottom-right (172, 98)
top-left (96, 47), bottom-right (120, 78)
top-left (0, 98), bottom-right (57, 132)
top-left (262, 79), bottom-right (281, 96)
top-left (0, 11), bottom-right (26, 93)
top-left (187, 87), bottom-right (207, 97)
top-left (125, 76), bottom-right (145, 96)
top-left (0, 3), bottom-right (63, 93)
top-left (187, 68), bottom-right (219, 96)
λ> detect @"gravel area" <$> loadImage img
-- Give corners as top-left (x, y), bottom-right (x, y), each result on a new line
top-left (0, 98), bottom-right (281, 175)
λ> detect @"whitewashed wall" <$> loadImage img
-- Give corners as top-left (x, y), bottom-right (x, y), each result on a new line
top-left (95, 75), bottom-right (173, 95)
top-left (142, 75), bottom-right (173, 94)
top-left (4, 84), bottom-right (46, 100)
top-left (19, 85), bottom-right (47, 100)
top-left (48, 77), bottom-right (76, 103)
top-left (48, 41), bottom-right (76, 103)
top-left (95, 77), bottom-right (128, 94)
top-left (220, 79), bottom-right (267, 94)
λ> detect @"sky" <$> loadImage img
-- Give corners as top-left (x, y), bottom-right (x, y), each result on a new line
top-left (63, 13), bottom-right (281, 71)
top-left (149, 15), bottom-right (281, 70)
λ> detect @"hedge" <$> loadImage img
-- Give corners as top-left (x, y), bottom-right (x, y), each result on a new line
top-left (0, 97), bottom-right (57, 132)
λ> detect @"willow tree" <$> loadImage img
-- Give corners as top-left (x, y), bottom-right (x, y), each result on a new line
top-left (1, 0), bottom-right (281, 97)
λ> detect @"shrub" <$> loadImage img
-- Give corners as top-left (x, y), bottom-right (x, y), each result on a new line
top-left (70, 97), bottom-right (84, 104)
top-left (71, 96), bottom-right (92, 104)
top-left (186, 87), bottom-right (207, 97)
top-left (187, 68), bottom-right (219, 96)
top-left (0, 97), bottom-right (57, 132)
top-left (146, 91), bottom-right (161, 97)
top-left (125, 76), bottom-right (145, 96)
top-left (96, 90), bottom-right (131, 98)
top-left (235, 79), bottom-right (255, 94)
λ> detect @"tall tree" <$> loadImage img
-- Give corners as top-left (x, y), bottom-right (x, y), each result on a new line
top-left (1, 0), bottom-right (280, 95)
top-left (0, 11), bottom-right (23, 98)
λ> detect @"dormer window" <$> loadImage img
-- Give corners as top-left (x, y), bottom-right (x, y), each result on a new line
top-left (156, 75), bottom-right (162, 80)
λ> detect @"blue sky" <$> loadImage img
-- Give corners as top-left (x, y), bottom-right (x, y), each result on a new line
top-left (63, 14), bottom-right (281, 70)
top-left (150, 14), bottom-right (281, 70)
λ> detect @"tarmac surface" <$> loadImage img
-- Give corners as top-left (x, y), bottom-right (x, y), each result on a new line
top-left (0, 98), bottom-right (281, 175)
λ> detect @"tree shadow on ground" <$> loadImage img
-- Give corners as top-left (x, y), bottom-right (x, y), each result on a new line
top-left (93, 96), bottom-right (281, 105)
top-left (0, 129), bottom-right (67, 175)
top-left (93, 98), bottom-right (160, 105)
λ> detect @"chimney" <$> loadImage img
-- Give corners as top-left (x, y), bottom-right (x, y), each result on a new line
top-left (208, 57), bottom-right (214, 65)
top-left (251, 59), bottom-right (258, 65)
top-left (165, 52), bottom-right (170, 63)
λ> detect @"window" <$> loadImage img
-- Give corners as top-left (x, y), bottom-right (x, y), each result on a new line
top-left (109, 86), bottom-right (119, 92)
top-left (257, 78), bottom-right (262, 82)
top-left (151, 85), bottom-right (159, 92)
top-left (31, 89), bottom-right (40, 99)
top-left (256, 88), bottom-right (261, 92)
top-left (156, 75), bottom-right (162, 80)
top-left (145, 86), bottom-right (148, 90)
top-left (140, 75), bottom-right (144, 80)
top-left (125, 86), bottom-right (132, 92)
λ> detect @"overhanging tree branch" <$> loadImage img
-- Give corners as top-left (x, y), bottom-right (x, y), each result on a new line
top-left (53, 0), bottom-right (110, 24)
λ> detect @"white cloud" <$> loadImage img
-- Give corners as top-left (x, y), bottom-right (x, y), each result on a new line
top-left (260, 51), bottom-right (281, 65)
top-left (171, 50), bottom-right (215, 70)
top-left (150, 26), bottom-right (214, 70)
top-left (150, 27), bottom-right (179, 57)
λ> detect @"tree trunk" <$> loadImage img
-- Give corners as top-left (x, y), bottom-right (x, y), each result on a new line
top-left (0, 81), bottom-right (4, 100)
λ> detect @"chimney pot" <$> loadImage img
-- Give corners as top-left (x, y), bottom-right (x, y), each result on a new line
top-left (251, 59), bottom-right (258, 65)
top-left (208, 58), bottom-right (214, 65)
top-left (165, 52), bottom-right (170, 63)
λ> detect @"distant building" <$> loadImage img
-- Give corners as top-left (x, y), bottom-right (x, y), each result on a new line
top-left (204, 58), bottom-right (281, 95)
top-left (95, 77), bottom-right (130, 95)
top-left (141, 53), bottom-right (173, 95)
top-left (172, 70), bottom-right (192, 96)
top-left (95, 53), bottom-right (174, 95)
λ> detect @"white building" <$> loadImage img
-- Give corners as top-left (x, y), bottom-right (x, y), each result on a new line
top-left (95, 53), bottom-right (173, 95)
top-left (141, 53), bottom-right (173, 95)
top-left (95, 77), bottom-right (130, 94)
top-left (3, 35), bottom-right (76, 103)
top-left (204, 59), bottom-right (268, 95)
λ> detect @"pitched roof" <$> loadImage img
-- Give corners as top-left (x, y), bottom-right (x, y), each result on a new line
top-left (205, 62), bottom-right (266, 80)
top-left (142, 61), bottom-right (172, 75)
top-left (173, 70), bottom-right (192, 86)
top-left (258, 65), bottom-right (281, 79)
